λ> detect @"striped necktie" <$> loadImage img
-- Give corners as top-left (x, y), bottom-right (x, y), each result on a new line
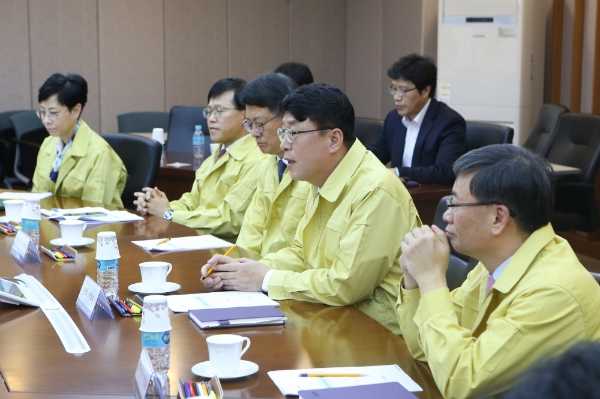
top-left (277, 159), bottom-right (287, 182)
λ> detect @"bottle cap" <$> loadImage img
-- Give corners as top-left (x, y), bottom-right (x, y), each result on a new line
top-left (195, 125), bottom-right (202, 131)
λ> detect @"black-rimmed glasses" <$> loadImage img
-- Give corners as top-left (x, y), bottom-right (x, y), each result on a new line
top-left (388, 86), bottom-right (417, 97)
top-left (445, 197), bottom-right (516, 217)
top-left (242, 114), bottom-right (280, 134)
top-left (276, 127), bottom-right (334, 144)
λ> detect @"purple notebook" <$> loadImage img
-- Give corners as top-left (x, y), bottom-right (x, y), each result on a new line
top-left (298, 382), bottom-right (418, 399)
top-left (188, 306), bottom-right (286, 329)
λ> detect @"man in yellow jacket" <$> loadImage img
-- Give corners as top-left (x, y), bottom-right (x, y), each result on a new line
top-left (134, 78), bottom-right (266, 237)
top-left (201, 83), bottom-right (421, 335)
top-left (236, 73), bottom-right (311, 256)
top-left (397, 145), bottom-right (600, 398)
top-left (33, 73), bottom-right (126, 207)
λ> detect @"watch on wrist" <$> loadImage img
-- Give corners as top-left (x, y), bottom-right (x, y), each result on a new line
top-left (163, 210), bottom-right (174, 220)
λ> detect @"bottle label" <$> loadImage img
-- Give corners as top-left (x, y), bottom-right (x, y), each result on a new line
top-left (21, 218), bottom-right (39, 231)
top-left (97, 259), bottom-right (119, 272)
top-left (141, 331), bottom-right (170, 348)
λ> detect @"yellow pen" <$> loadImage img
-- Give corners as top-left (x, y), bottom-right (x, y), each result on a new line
top-left (156, 237), bottom-right (171, 246)
top-left (202, 245), bottom-right (236, 280)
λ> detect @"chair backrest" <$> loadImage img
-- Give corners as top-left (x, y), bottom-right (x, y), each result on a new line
top-left (465, 121), bottom-right (514, 151)
top-left (0, 110), bottom-right (30, 183)
top-left (9, 111), bottom-right (48, 185)
top-left (433, 196), bottom-right (479, 290)
top-left (591, 272), bottom-right (600, 285)
top-left (546, 113), bottom-right (600, 184)
top-left (101, 134), bottom-right (162, 210)
top-left (117, 111), bottom-right (169, 133)
top-left (165, 106), bottom-right (211, 153)
top-left (354, 117), bottom-right (383, 148)
top-left (523, 103), bottom-right (569, 157)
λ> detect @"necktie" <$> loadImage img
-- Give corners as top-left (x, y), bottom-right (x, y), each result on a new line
top-left (277, 159), bottom-right (287, 182)
top-left (217, 148), bottom-right (227, 159)
top-left (485, 273), bottom-right (495, 297)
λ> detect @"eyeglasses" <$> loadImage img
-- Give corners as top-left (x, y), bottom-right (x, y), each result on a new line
top-left (277, 127), bottom-right (334, 144)
top-left (36, 109), bottom-right (67, 121)
top-left (202, 105), bottom-right (237, 119)
top-left (242, 114), bottom-right (280, 134)
top-left (445, 197), bottom-right (516, 217)
top-left (389, 86), bottom-right (418, 97)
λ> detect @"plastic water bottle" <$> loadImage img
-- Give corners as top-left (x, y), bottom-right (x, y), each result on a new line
top-left (142, 331), bottom-right (171, 375)
top-left (21, 218), bottom-right (40, 248)
top-left (97, 259), bottom-right (119, 299)
top-left (193, 125), bottom-right (204, 160)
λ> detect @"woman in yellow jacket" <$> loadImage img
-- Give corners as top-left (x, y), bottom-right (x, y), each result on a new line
top-left (32, 73), bottom-right (127, 207)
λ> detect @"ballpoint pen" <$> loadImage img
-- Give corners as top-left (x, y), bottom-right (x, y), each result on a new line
top-left (201, 245), bottom-right (236, 280)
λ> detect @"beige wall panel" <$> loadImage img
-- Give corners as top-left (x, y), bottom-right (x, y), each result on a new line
top-left (98, 0), bottom-right (164, 133)
top-left (289, 0), bottom-right (346, 89)
top-left (421, 0), bottom-right (438, 60)
top-left (228, 0), bottom-right (289, 81)
top-left (581, 0), bottom-right (596, 113)
top-left (381, 0), bottom-right (424, 118)
top-left (165, 0), bottom-right (228, 108)
top-left (29, 0), bottom-right (100, 131)
top-left (0, 2), bottom-right (31, 110)
top-left (560, 0), bottom-right (574, 108)
top-left (345, 0), bottom-right (382, 118)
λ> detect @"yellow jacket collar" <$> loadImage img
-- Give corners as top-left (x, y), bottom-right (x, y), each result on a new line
top-left (318, 140), bottom-right (366, 202)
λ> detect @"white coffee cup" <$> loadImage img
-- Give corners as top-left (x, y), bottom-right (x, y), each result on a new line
top-left (152, 128), bottom-right (165, 144)
top-left (95, 231), bottom-right (120, 260)
top-left (140, 295), bottom-right (171, 332)
top-left (210, 143), bottom-right (219, 154)
top-left (59, 220), bottom-right (86, 242)
top-left (4, 200), bottom-right (24, 222)
top-left (206, 334), bottom-right (251, 375)
top-left (139, 261), bottom-right (172, 290)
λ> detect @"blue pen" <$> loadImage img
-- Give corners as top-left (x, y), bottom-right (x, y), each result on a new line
top-left (183, 380), bottom-right (191, 398)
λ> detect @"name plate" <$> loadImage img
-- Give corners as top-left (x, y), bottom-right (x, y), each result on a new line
top-left (133, 349), bottom-right (164, 399)
top-left (10, 230), bottom-right (41, 265)
top-left (76, 276), bottom-right (114, 320)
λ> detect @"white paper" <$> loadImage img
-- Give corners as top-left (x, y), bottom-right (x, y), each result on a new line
top-left (167, 291), bottom-right (280, 313)
top-left (41, 206), bottom-right (144, 224)
top-left (131, 235), bottom-right (231, 252)
top-left (0, 192), bottom-right (52, 200)
top-left (267, 365), bottom-right (422, 396)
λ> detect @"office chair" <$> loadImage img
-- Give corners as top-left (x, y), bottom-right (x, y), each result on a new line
top-left (6, 111), bottom-right (48, 189)
top-left (433, 196), bottom-right (479, 290)
top-left (117, 111), bottom-right (169, 133)
top-left (0, 110), bottom-right (30, 187)
top-left (523, 103), bottom-right (569, 157)
top-left (101, 134), bottom-right (162, 210)
top-left (354, 117), bottom-right (383, 148)
top-left (546, 113), bottom-right (600, 232)
top-left (465, 121), bottom-right (514, 151)
top-left (165, 106), bottom-right (211, 154)
top-left (591, 272), bottom-right (600, 285)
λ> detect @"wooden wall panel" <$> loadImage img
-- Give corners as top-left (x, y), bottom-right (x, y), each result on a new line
top-left (570, 0), bottom-right (584, 112)
top-left (289, 0), bottom-right (346, 89)
top-left (98, 0), bottom-right (164, 133)
top-left (165, 0), bottom-right (228, 109)
top-left (228, 0), bottom-right (289, 81)
top-left (345, 0), bottom-right (382, 118)
top-left (0, 2), bottom-right (31, 111)
top-left (381, 0), bottom-right (424, 118)
top-left (29, 0), bottom-right (100, 130)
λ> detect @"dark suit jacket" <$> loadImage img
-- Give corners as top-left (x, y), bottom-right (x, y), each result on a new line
top-left (369, 99), bottom-right (466, 186)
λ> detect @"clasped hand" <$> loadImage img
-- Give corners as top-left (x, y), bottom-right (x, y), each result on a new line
top-left (399, 225), bottom-right (450, 294)
top-left (200, 255), bottom-right (270, 292)
top-left (133, 187), bottom-right (171, 216)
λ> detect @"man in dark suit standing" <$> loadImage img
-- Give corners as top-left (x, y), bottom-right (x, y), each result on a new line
top-left (369, 54), bottom-right (466, 186)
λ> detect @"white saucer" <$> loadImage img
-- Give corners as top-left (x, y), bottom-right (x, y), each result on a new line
top-left (49, 237), bottom-right (95, 247)
top-left (128, 282), bottom-right (181, 294)
top-left (191, 360), bottom-right (259, 379)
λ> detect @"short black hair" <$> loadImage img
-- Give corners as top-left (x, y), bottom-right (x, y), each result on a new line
top-left (207, 78), bottom-right (247, 110)
top-left (38, 73), bottom-right (88, 110)
top-left (387, 54), bottom-right (437, 98)
top-left (504, 342), bottom-right (600, 399)
top-left (274, 62), bottom-right (314, 87)
top-left (280, 82), bottom-right (355, 146)
top-left (453, 144), bottom-right (555, 233)
top-left (239, 73), bottom-right (297, 113)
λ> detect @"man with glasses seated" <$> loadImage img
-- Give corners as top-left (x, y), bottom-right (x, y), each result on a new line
top-left (369, 54), bottom-right (466, 186)
top-left (134, 78), bottom-right (265, 237)
top-left (201, 83), bottom-right (421, 335)
top-left (397, 145), bottom-right (600, 398)
top-left (236, 73), bottom-right (312, 256)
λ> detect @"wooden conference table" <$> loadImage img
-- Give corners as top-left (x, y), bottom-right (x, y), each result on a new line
top-left (0, 195), bottom-right (442, 399)
top-left (156, 151), bottom-right (452, 226)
